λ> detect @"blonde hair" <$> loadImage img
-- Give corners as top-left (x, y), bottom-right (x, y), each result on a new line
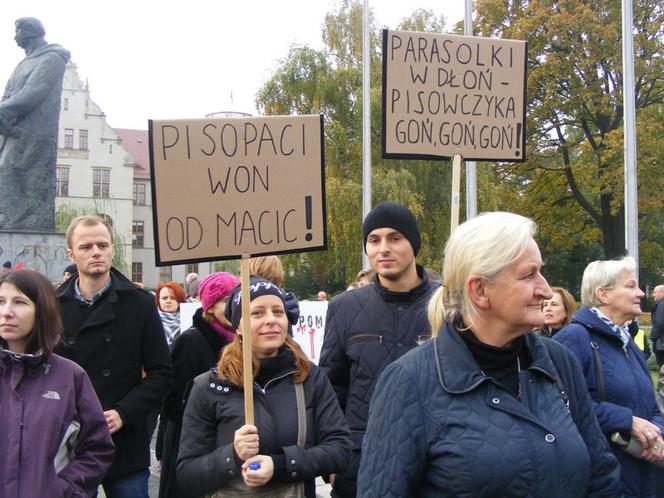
top-left (428, 212), bottom-right (537, 335)
top-left (249, 256), bottom-right (285, 287)
top-left (66, 215), bottom-right (113, 248)
top-left (581, 256), bottom-right (636, 307)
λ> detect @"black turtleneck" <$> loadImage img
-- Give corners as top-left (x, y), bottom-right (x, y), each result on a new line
top-left (459, 329), bottom-right (527, 398)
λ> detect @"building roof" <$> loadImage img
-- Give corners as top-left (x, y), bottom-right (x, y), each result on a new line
top-left (115, 128), bottom-right (150, 179)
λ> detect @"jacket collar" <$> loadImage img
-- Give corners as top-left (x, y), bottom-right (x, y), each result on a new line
top-left (57, 267), bottom-right (136, 304)
top-left (570, 306), bottom-right (624, 345)
top-left (433, 322), bottom-right (558, 394)
top-left (373, 264), bottom-right (432, 303)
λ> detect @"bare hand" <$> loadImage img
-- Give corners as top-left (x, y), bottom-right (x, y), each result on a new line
top-left (631, 416), bottom-right (661, 450)
top-left (241, 455), bottom-right (274, 487)
top-left (104, 409), bottom-right (123, 434)
top-left (329, 474), bottom-right (337, 487)
top-left (641, 436), bottom-right (664, 462)
top-left (234, 424), bottom-right (259, 461)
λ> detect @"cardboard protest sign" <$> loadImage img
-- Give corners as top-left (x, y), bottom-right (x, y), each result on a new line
top-left (382, 29), bottom-right (527, 161)
top-left (292, 300), bottom-right (327, 364)
top-left (149, 115), bottom-right (326, 265)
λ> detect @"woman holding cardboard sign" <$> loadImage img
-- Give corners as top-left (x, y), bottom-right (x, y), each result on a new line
top-left (176, 277), bottom-right (351, 497)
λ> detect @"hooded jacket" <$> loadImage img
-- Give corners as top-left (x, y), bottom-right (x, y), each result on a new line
top-left (555, 306), bottom-right (664, 498)
top-left (358, 323), bottom-right (621, 497)
top-left (0, 349), bottom-right (114, 497)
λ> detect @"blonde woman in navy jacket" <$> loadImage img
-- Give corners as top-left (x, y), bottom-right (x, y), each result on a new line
top-left (358, 212), bottom-right (620, 497)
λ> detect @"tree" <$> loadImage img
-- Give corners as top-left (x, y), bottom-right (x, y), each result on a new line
top-left (257, 2), bottom-right (450, 294)
top-left (474, 0), bottom-right (664, 273)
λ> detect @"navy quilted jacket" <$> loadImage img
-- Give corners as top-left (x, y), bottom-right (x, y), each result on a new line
top-left (358, 323), bottom-right (621, 498)
top-left (555, 307), bottom-right (664, 498)
top-left (319, 266), bottom-right (438, 447)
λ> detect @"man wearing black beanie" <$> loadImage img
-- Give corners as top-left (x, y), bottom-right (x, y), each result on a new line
top-left (319, 202), bottom-right (438, 498)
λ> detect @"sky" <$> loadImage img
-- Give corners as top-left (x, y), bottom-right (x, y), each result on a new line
top-left (0, 0), bottom-right (465, 130)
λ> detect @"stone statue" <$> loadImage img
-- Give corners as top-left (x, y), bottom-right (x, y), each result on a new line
top-left (0, 18), bottom-right (70, 232)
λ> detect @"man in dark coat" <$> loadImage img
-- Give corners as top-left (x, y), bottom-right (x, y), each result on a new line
top-left (319, 202), bottom-right (439, 497)
top-left (0, 18), bottom-right (70, 231)
top-left (652, 285), bottom-right (664, 366)
top-left (55, 215), bottom-right (173, 497)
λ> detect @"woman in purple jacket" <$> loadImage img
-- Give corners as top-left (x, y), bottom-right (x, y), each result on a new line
top-left (0, 270), bottom-right (114, 497)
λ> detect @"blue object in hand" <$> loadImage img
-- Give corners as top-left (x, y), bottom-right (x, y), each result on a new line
top-left (249, 461), bottom-right (261, 471)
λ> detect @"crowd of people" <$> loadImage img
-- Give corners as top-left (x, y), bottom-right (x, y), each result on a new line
top-left (1, 206), bottom-right (664, 498)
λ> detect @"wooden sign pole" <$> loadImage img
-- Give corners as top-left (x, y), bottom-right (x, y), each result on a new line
top-left (450, 154), bottom-right (462, 232)
top-left (240, 254), bottom-right (254, 425)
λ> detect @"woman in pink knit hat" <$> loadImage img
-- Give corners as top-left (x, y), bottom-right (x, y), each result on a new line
top-left (158, 272), bottom-right (240, 498)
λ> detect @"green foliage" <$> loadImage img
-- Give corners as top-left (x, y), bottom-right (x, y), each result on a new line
top-left (256, 1), bottom-right (451, 296)
top-left (55, 203), bottom-right (128, 274)
top-left (474, 0), bottom-right (664, 290)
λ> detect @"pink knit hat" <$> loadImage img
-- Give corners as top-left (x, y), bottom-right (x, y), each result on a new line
top-left (198, 272), bottom-right (240, 312)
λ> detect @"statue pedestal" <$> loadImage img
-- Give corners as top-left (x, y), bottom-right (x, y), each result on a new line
top-left (0, 230), bottom-right (68, 282)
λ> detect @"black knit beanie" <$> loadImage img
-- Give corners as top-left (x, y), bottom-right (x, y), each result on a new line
top-left (361, 202), bottom-right (421, 255)
top-left (224, 277), bottom-right (287, 331)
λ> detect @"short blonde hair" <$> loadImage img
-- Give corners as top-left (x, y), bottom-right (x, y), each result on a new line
top-left (248, 256), bottom-right (285, 287)
top-left (580, 256), bottom-right (636, 307)
top-left (428, 212), bottom-right (537, 335)
top-left (66, 215), bottom-right (113, 248)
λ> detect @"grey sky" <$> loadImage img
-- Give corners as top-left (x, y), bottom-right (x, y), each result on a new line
top-left (0, 0), bottom-right (464, 129)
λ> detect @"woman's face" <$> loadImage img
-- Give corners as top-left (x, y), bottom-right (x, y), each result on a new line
top-left (208, 296), bottom-right (232, 328)
top-left (0, 282), bottom-right (36, 354)
top-left (601, 270), bottom-right (644, 325)
top-left (483, 238), bottom-right (552, 337)
top-left (159, 287), bottom-right (179, 313)
top-left (240, 295), bottom-right (288, 358)
top-left (542, 292), bottom-right (566, 329)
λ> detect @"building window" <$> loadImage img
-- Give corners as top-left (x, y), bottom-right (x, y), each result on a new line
top-left (133, 182), bottom-right (146, 206)
top-left (92, 168), bottom-right (110, 198)
top-left (64, 128), bottom-right (74, 149)
top-left (186, 263), bottom-right (199, 275)
top-left (63, 98), bottom-right (69, 111)
top-left (56, 166), bottom-right (69, 197)
top-left (79, 129), bottom-right (88, 150)
top-left (132, 221), bottom-right (144, 248)
top-left (159, 266), bottom-right (173, 282)
top-left (132, 262), bottom-right (143, 283)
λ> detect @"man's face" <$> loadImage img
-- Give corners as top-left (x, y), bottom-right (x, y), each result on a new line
top-left (654, 286), bottom-right (664, 302)
top-left (67, 223), bottom-right (114, 278)
top-left (365, 228), bottom-right (416, 283)
top-left (14, 25), bottom-right (36, 49)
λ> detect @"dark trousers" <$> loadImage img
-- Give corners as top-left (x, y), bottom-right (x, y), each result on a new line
top-left (331, 449), bottom-right (360, 498)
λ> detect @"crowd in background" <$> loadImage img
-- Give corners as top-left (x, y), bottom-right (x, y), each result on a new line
top-left (1, 207), bottom-right (664, 498)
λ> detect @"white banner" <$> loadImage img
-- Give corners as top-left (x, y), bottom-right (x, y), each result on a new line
top-left (292, 300), bottom-right (328, 364)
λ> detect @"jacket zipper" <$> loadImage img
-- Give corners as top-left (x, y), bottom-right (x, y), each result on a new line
top-left (347, 334), bottom-right (383, 344)
top-left (253, 369), bottom-right (297, 394)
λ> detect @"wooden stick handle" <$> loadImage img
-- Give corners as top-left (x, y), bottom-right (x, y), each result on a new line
top-left (240, 255), bottom-right (254, 425)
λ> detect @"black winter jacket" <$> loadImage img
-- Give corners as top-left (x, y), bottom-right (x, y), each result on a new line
top-left (177, 350), bottom-right (352, 497)
top-left (651, 299), bottom-right (664, 349)
top-left (159, 308), bottom-right (233, 498)
top-left (319, 266), bottom-right (438, 446)
top-left (55, 267), bottom-right (173, 478)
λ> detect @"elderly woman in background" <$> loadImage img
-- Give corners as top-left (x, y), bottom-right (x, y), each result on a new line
top-left (538, 286), bottom-right (577, 337)
top-left (155, 281), bottom-right (187, 346)
top-left (158, 272), bottom-right (240, 498)
top-left (358, 212), bottom-right (620, 498)
top-left (555, 257), bottom-right (664, 497)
